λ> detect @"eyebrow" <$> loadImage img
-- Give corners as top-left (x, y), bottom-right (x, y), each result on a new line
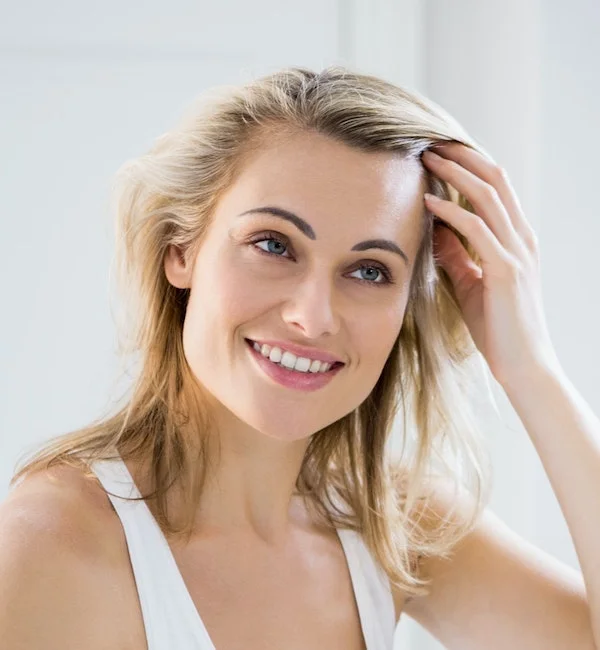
top-left (238, 206), bottom-right (409, 265)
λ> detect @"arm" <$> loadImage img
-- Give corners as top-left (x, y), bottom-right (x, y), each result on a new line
top-left (402, 459), bottom-right (595, 650)
top-left (414, 142), bottom-right (600, 648)
top-left (502, 365), bottom-right (600, 642)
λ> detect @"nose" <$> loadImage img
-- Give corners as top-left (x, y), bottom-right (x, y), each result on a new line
top-left (280, 274), bottom-right (341, 339)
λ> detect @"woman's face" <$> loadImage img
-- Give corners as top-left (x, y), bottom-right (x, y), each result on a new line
top-left (165, 129), bottom-right (426, 442)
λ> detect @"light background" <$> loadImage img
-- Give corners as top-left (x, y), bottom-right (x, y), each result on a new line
top-left (1, 1), bottom-right (599, 648)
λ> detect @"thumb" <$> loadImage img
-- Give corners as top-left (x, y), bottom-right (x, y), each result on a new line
top-left (433, 223), bottom-right (482, 287)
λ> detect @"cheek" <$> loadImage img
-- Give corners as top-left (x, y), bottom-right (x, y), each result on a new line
top-left (354, 303), bottom-right (406, 366)
top-left (221, 253), bottom-right (281, 325)
top-left (188, 247), bottom-right (277, 334)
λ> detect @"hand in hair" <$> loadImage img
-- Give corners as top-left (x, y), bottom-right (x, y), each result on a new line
top-left (421, 142), bottom-right (560, 389)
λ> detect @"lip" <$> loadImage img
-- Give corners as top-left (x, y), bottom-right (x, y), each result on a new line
top-left (245, 338), bottom-right (344, 364)
top-left (245, 339), bottom-right (344, 392)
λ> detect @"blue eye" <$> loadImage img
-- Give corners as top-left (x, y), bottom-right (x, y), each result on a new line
top-left (248, 232), bottom-right (394, 287)
top-left (253, 236), bottom-right (291, 258)
top-left (348, 266), bottom-right (390, 285)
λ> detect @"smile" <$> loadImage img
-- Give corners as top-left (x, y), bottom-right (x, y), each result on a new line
top-left (245, 339), bottom-right (344, 392)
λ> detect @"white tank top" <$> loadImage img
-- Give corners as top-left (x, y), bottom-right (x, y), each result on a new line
top-left (90, 456), bottom-right (397, 649)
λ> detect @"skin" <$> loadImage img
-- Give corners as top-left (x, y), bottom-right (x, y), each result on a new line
top-left (162, 128), bottom-right (426, 542)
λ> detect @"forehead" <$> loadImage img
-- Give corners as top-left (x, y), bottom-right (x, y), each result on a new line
top-left (221, 129), bottom-right (426, 246)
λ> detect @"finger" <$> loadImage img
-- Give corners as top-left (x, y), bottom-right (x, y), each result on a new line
top-left (432, 142), bottom-right (538, 250)
top-left (433, 223), bottom-right (482, 287)
top-left (425, 194), bottom-right (517, 277)
top-left (422, 150), bottom-right (523, 257)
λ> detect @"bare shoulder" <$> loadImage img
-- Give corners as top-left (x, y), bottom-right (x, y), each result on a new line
top-left (0, 463), bottom-right (138, 649)
top-left (3, 462), bottom-right (122, 560)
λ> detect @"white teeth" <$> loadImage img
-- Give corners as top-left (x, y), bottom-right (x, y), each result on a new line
top-left (250, 340), bottom-right (335, 374)
top-left (268, 347), bottom-right (282, 364)
top-left (293, 357), bottom-right (312, 372)
top-left (280, 351), bottom-right (296, 370)
top-left (308, 359), bottom-right (322, 373)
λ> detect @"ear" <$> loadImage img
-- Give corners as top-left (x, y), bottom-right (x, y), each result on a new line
top-left (164, 244), bottom-right (192, 289)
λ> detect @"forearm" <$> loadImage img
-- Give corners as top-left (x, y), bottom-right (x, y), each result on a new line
top-left (501, 364), bottom-right (600, 646)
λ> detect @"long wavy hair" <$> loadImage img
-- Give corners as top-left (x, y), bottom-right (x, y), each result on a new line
top-left (10, 65), bottom-right (497, 599)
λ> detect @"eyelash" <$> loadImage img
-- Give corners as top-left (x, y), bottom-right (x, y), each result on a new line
top-left (247, 231), bottom-right (395, 287)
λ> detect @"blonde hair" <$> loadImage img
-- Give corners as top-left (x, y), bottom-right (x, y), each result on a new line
top-left (11, 65), bottom-right (497, 599)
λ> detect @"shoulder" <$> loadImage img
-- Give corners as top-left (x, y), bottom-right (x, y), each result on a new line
top-left (394, 475), bottom-right (593, 649)
top-left (391, 474), bottom-right (480, 616)
top-left (4, 462), bottom-right (122, 559)
top-left (0, 463), bottom-right (129, 648)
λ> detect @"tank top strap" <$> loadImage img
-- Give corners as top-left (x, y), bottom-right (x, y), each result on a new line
top-left (336, 527), bottom-right (397, 649)
top-left (90, 457), bottom-right (214, 649)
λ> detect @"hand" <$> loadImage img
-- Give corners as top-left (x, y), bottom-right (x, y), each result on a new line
top-left (421, 142), bottom-right (562, 388)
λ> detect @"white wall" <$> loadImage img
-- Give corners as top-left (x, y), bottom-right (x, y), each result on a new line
top-left (1, 2), bottom-right (599, 649)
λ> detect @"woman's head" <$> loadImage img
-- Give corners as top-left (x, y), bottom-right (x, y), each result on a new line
top-left (163, 127), bottom-right (427, 443)
top-left (12, 65), bottom-right (493, 598)
top-left (118, 66), bottom-right (482, 443)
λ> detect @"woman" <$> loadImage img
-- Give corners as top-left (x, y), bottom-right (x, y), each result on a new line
top-left (1, 66), bottom-right (597, 649)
